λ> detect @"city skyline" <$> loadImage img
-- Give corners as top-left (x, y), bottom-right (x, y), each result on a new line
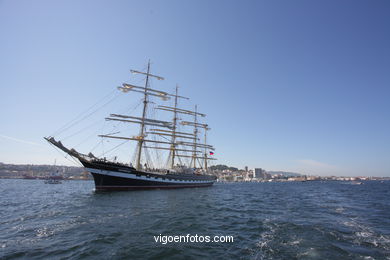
top-left (1, 0), bottom-right (389, 176)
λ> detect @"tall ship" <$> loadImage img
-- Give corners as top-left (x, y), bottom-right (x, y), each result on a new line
top-left (45, 61), bottom-right (217, 191)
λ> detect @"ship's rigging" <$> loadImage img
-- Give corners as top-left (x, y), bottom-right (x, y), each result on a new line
top-left (48, 61), bottom-right (216, 172)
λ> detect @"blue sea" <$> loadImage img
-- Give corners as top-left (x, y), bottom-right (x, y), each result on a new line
top-left (1, 179), bottom-right (389, 259)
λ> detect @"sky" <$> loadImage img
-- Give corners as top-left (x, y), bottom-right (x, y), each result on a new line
top-left (0, 0), bottom-right (389, 176)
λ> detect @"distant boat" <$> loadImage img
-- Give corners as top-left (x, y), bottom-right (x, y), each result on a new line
top-left (45, 61), bottom-right (217, 191)
top-left (44, 159), bottom-right (63, 184)
top-left (23, 174), bottom-right (37, 180)
top-left (44, 179), bottom-right (62, 184)
top-left (351, 181), bottom-right (363, 185)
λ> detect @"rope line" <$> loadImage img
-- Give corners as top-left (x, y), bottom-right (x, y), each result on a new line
top-left (52, 89), bottom-right (119, 137)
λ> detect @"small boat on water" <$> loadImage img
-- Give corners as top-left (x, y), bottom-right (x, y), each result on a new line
top-left (44, 179), bottom-right (62, 184)
top-left (44, 159), bottom-right (64, 184)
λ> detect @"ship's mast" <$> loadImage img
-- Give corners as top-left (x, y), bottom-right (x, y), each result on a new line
top-left (94, 61), bottom-right (218, 171)
top-left (192, 105), bottom-right (198, 168)
top-left (177, 107), bottom-right (216, 170)
top-left (204, 127), bottom-right (208, 170)
top-left (169, 85), bottom-right (179, 169)
top-left (135, 61), bottom-right (151, 170)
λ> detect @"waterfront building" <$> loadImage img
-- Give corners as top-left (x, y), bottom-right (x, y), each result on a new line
top-left (254, 168), bottom-right (271, 179)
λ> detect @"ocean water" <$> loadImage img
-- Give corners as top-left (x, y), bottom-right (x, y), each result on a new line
top-left (1, 179), bottom-right (389, 260)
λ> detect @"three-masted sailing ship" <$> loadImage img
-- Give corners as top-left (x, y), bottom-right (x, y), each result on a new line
top-left (45, 62), bottom-right (217, 191)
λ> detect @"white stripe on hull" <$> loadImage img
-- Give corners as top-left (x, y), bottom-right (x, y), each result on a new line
top-left (86, 168), bottom-right (214, 185)
top-left (95, 183), bottom-right (213, 190)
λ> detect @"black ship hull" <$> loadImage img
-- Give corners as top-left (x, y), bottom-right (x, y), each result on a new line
top-left (80, 159), bottom-right (216, 191)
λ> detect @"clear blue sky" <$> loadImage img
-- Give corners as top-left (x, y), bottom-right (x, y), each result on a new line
top-left (1, 0), bottom-right (389, 176)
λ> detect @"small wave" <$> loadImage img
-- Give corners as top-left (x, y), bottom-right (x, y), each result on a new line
top-left (288, 239), bottom-right (301, 246)
top-left (36, 227), bottom-right (54, 238)
top-left (354, 231), bottom-right (390, 251)
top-left (296, 247), bottom-right (320, 258)
top-left (341, 217), bottom-right (390, 252)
